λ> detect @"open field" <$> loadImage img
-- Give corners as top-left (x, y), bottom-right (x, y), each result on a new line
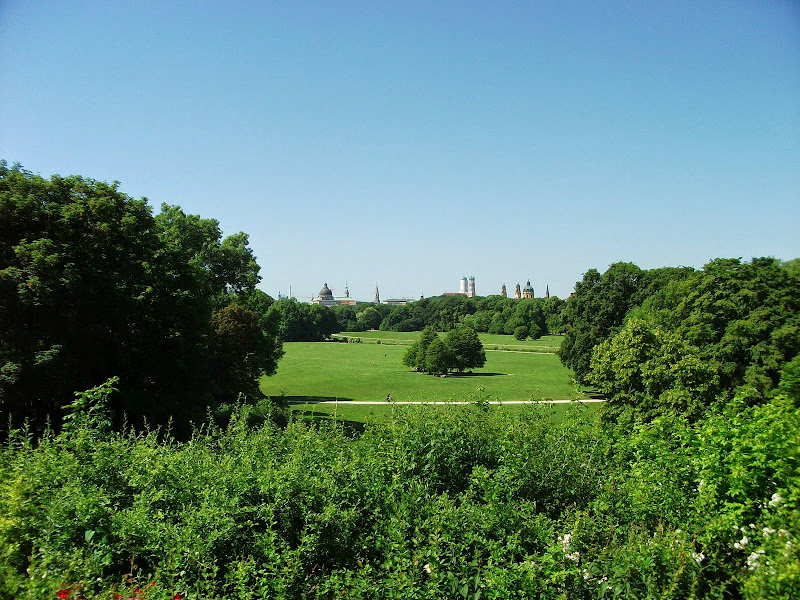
top-left (260, 335), bottom-right (588, 424)
top-left (288, 398), bottom-right (601, 427)
top-left (333, 331), bottom-right (563, 353)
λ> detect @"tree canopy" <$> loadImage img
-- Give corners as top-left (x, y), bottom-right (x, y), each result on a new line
top-left (590, 257), bottom-right (800, 423)
top-left (559, 262), bottom-right (695, 382)
top-left (0, 162), bottom-right (282, 432)
top-left (402, 325), bottom-right (485, 375)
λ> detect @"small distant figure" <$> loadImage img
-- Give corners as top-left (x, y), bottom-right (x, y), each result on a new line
top-left (386, 393), bottom-right (391, 402)
top-left (372, 361), bottom-right (375, 366)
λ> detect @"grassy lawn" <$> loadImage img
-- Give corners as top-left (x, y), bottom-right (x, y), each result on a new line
top-left (333, 331), bottom-right (563, 353)
top-left (288, 399), bottom-right (600, 427)
top-left (261, 336), bottom-right (581, 409)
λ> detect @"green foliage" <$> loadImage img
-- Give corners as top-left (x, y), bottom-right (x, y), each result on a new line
top-left (3, 379), bottom-right (797, 599)
top-left (424, 337), bottom-right (452, 376)
top-left (209, 303), bottom-right (284, 399)
top-left (589, 318), bottom-right (720, 423)
top-left (402, 326), bottom-right (439, 371)
top-left (514, 325), bottom-right (529, 341)
top-left (445, 325), bottom-right (487, 373)
top-left (270, 299), bottom-right (337, 342)
top-left (0, 163), bottom-right (280, 433)
top-left (0, 400), bottom-right (603, 600)
top-left (592, 258), bottom-right (800, 423)
top-left (559, 263), bottom-right (695, 382)
top-left (401, 325), bottom-right (486, 376)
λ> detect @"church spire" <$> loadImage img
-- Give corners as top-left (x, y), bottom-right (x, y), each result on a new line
top-left (374, 284), bottom-right (380, 304)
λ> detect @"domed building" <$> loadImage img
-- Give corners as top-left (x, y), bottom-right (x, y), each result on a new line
top-left (311, 283), bottom-right (357, 306)
top-left (522, 280), bottom-right (534, 299)
top-left (507, 280), bottom-right (537, 299)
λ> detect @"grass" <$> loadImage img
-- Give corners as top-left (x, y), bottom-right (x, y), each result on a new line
top-left (288, 400), bottom-right (600, 427)
top-left (333, 331), bottom-right (563, 353)
top-left (260, 334), bottom-right (593, 423)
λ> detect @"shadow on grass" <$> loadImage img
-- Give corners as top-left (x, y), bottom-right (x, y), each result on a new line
top-left (579, 388), bottom-right (606, 399)
top-left (446, 372), bottom-right (506, 378)
top-left (290, 409), bottom-right (366, 436)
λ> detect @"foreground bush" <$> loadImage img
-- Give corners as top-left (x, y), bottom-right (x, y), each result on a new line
top-left (1, 373), bottom-right (798, 599)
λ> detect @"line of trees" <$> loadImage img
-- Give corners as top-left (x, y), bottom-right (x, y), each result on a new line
top-left (333, 294), bottom-right (566, 339)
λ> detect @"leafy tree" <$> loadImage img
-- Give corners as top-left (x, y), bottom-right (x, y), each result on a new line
top-left (0, 162), bottom-right (279, 431)
top-left (591, 258), bottom-right (800, 423)
top-left (486, 314), bottom-right (502, 334)
top-left (403, 326), bottom-right (439, 371)
top-left (781, 257), bottom-right (800, 279)
top-left (425, 336), bottom-right (452, 375)
top-left (589, 318), bottom-right (720, 423)
top-left (270, 299), bottom-right (337, 342)
top-left (645, 257), bottom-right (800, 403)
top-left (513, 326), bottom-right (529, 341)
top-left (560, 262), bottom-right (693, 382)
top-left (209, 303), bottom-right (282, 400)
top-left (356, 306), bottom-right (382, 330)
top-left (445, 325), bottom-right (486, 373)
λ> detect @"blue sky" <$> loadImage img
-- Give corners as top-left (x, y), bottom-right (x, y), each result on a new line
top-left (2, 1), bottom-right (798, 301)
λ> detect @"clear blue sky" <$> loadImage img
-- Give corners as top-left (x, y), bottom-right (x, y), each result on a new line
top-left (2, 1), bottom-right (798, 301)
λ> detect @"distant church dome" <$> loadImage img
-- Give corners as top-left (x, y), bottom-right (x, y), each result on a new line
top-left (319, 283), bottom-right (333, 299)
top-left (522, 280), bottom-right (534, 299)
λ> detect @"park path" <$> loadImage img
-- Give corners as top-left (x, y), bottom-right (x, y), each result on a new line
top-left (287, 399), bottom-right (604, 405)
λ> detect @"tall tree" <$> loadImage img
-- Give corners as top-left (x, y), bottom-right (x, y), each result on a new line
top-left (560, 262), bottom-right (693, 382)
top-left (445, 325), bottom-right (486, 373)
top-left (0, 162), bottom-right (280, 431)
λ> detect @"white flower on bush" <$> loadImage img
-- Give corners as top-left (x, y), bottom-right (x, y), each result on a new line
top-left (565, 551), bottom-right (580, 563)
top-left (733, 536), bottom-right (749, 551)
top-left (558, 533), bottom-right (572, 551)
top-left (763, 527), bottom-right (775, 538)
top-left (769, 493), bottom-right (784, 507)
top-left (746, 549), bottom-right (766, 571)
top-left (692, 552), bottom-right (705, 564)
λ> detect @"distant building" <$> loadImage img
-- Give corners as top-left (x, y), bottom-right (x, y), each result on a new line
top-left (504, 280), bottom-right (539, 299)
top-left (373, 285), bottom-right (380, 305)
top-left (445, 276), bottom-right (477, 298)
top-left (311, 283), bottom-right (357, 306)
top-left (522, 280), bottom-right (534, 299)
top-left (383, 298), bottom-right (413, 305)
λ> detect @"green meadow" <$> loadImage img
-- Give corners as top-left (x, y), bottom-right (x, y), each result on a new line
top-left (260, 334), bottom-right (595, 422)
top-left (334, 331), bottom-right (562, 353)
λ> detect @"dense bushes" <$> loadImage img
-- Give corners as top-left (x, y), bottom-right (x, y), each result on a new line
top-left (2, 368), bottom-right (798, 599)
